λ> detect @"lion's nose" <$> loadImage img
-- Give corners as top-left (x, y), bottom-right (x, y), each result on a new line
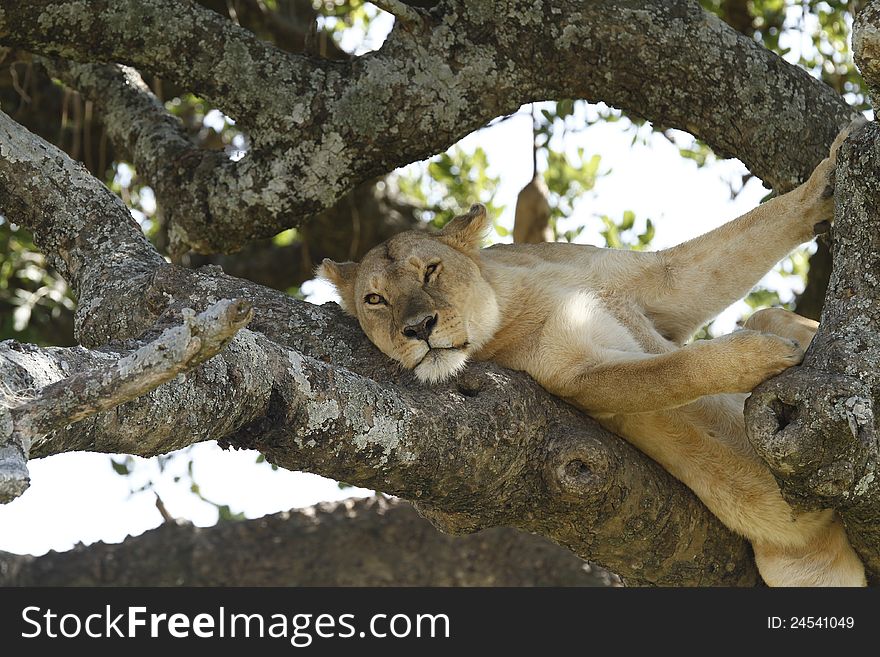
top-left (402, 314), bottom-right (438, 342)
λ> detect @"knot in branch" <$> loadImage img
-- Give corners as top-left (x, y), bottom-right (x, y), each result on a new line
top-left (746, 368), bottom-right (876, 508)
top-left (545, 430), bottom-right (613, 502)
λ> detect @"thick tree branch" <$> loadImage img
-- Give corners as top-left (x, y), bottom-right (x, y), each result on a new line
top-left (0, 497), bottom-right (617, 587)
top-left (2, 1), bottom-right (859, 253)
top-left (744, 9), bottom-right (880, 576)
top-left (746, 118), bottom-right (880, 578)
top-left (0, 299), bottom-right (252, 502)
top-left (0, 288), bottom-right (753, 585)
top-left (0, 108), bottom-right (164, 346)
top-left (0, 0), bottom-right (318, 129)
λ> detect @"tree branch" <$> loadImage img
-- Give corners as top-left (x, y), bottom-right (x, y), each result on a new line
top-left (0, 496), bottom-right (617, 587)
top-left (744, 7), bottom-right (880, 576)
top-left (0, 299), bottom-right (252, 502)
top-left (0, 0), bottom-right (317, 128)
top-left (0, 282), bottom-right (755, 585)
top-left (746, 117), bottom-right (880, 578)
top-left (2, 1), bottom-right (859, 253)
top-left (0, 108), bottom-right (165, 348)
top-left (12, 299), bottom-right (252, 437)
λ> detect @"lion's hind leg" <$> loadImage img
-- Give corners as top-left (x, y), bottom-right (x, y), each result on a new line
top-left (753, 515), bottom-right (866, 587)
top-left (743, 308), bottom-right (818, 349)
top-left (742, 309), bottom-right (864, 586)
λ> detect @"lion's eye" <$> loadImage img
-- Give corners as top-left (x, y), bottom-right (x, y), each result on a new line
top-left (364, 293), bottom-right (386, 306)
top-left (424, 263), bottom-right (439, 283)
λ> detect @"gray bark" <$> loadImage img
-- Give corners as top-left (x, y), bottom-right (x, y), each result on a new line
top-left (746, 123), bottom-right (880, 576)
top-left (744, 3), bottom-right (880, 581)
top-left (0, 496), bottom-right (617, 587)
top-left (0, 1), bottom-right (859, 253)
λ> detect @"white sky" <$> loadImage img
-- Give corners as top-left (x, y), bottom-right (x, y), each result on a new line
top-left (0, 6), bottom-right (844, 556)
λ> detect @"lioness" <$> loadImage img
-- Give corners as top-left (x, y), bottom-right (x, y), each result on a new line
top-left (319, 127), bottom-right (866, 587)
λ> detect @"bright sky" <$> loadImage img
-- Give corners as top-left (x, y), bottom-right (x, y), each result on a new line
top-left (0, 6), bottom-right (838, 556)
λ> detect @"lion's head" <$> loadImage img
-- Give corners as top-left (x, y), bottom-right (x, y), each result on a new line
top-left (318, 204), bottom-right (500, 383)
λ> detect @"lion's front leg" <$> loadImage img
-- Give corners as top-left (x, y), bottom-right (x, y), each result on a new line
top-left (534, 329), bottom-right (803, 415)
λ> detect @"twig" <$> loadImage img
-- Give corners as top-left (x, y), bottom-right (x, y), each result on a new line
top-left (371, 1), bottom-right (425, 29)
top-left (155, 493), bottom-right (176, 523)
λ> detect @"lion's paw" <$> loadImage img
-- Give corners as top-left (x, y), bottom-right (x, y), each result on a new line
top-left (719, 330), bottom-right (804, 392)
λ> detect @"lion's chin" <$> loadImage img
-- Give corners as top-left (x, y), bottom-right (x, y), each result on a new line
top-left (413, 349), bottom-right (469, 384)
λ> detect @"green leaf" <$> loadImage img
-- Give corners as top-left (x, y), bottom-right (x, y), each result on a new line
top-left (110, 458), bottom-right (130, 476)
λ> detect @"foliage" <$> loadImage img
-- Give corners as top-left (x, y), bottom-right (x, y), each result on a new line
top-left (744, 245), bottom-right (812, 311)
top-left (397, 146), bottom-right (504, 233)
top-left (110, 451), bottom-right (247, 523)
top-left (598, 211), bottom-right (656, 251)
top-left (700, 0), bottom-right (865, 107)
top-left (0, 220), bottom-right (74, 345)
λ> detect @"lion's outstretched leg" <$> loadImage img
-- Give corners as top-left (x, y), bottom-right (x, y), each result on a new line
top-left (642, 170), bottom-right (832, 343)
top-left (637, 122), bottom-right (861, 344)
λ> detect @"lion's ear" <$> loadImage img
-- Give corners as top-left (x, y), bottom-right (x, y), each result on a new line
top-left (316, 259), bottom-right (359, 315)
top-left (439, 203), bottom-right (490, 252)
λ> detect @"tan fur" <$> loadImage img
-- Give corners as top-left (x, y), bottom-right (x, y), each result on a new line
top-left (319, 126), bottom-right (866, 587)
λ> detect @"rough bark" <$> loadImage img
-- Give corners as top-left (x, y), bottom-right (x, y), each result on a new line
top-left (0, 1), bottom-right (859, 253)
top-left (0, 496), bottom-right (617, 587)
top-left (746, 120), bottom-right (880, 579)
top-left (744, 4), bottom-right (880, 580)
